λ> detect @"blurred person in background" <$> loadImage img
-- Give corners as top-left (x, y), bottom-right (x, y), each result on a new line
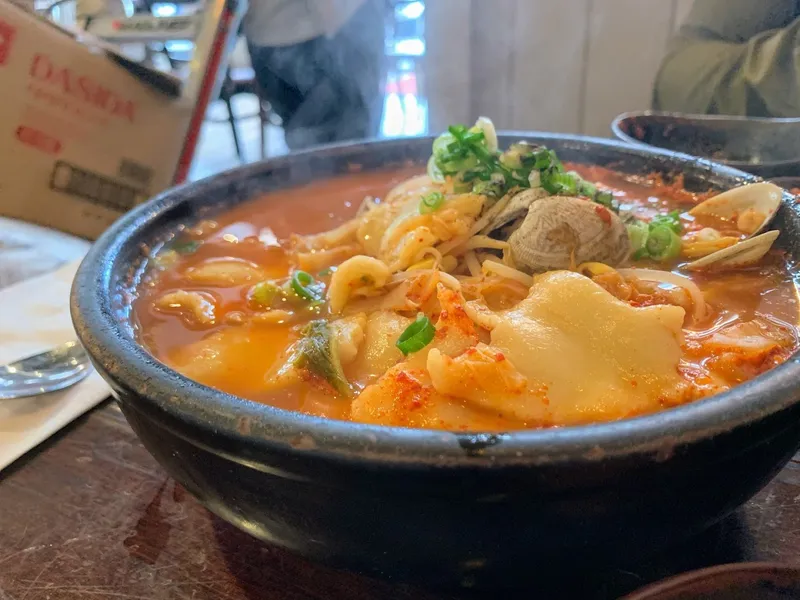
top-left (243, 0), bottom-right (387, 150)
top-left (653, 0), bottom-right (800, 117)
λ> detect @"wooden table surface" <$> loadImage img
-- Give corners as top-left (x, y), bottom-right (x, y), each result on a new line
top-left (2, 401), bottom-right (800, 600)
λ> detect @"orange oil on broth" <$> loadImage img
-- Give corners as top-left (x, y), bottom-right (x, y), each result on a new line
top-left (132, 166), bottom-right (800, 425)
top-left (133, 167), bottom-right (420, 419)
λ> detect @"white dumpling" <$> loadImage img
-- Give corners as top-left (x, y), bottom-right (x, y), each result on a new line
top-left (350, 310), bottom-right (411, 381)
top-left (330, 314), bottom-right (367, 365)
top-left (184, 259), bottom-right (264, 287)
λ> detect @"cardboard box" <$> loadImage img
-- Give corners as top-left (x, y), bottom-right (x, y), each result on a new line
top-left (0, 1), bottom-right (238, 240)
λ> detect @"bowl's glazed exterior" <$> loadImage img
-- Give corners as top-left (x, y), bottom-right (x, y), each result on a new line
top-left (71, 135), bottom-right (800, 588)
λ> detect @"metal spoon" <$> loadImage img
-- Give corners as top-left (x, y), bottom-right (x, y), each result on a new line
top-left (0, 341), bottom-right (92, 399)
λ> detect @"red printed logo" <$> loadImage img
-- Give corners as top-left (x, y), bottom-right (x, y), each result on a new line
top-left (0, 20), bottom-right (16, 66)
top-left (16, 126), bottom-right (62, 155)
top-left (29, 54), bottom-right (137, 122)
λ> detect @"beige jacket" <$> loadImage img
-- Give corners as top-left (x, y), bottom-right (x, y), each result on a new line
top-left (653, 0), bottom-right (800, 117)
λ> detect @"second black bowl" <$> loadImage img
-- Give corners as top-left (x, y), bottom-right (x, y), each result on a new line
top-left (612, 111), bottom-right (800, 178)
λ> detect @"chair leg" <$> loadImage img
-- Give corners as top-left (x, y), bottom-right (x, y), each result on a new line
top-left (223, 95), bottom-right (243, 162)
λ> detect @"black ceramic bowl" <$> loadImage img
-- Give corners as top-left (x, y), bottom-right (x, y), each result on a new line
top-left (612, 111), bottom-right (800, 178)
top-left (71, 135), bottom-right (800, 589)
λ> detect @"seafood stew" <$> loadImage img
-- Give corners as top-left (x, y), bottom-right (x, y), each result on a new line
top-left (132, 118), bottom-right (800, 432)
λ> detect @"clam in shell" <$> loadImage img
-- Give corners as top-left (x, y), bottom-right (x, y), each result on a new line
top-left (480, 188), bottom-right (550, 237)
top-left (686, 182), bottom-right (783, 270)
top-left (686, 230), bottom-right (780, 271)
top-left (688, 182), bottom-right (782, 237)
top-left (508, 196), bottom-right (631, 272)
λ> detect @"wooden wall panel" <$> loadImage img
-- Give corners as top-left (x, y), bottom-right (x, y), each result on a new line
top-left (509, 0), bottom-right (591, 133)
top-left (469, 0), bottom-right (517, 128)
top-left (581, 0), bottom-right (674, 137)
top-left (673, 0), bottom-right (695, 31)
top-left (441, 0), bottom-right (682, 137)
top-left (424, 0), bottom-right (472, 133)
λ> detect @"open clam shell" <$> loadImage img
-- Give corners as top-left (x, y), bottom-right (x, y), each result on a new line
top-left (685, 182), bottom-right (783, 270)
top-left (688, 181), bottom-right (782, 237)
top-left (508, 196), bottom-right (630, 272)
top-left (686, 230), bottom-right (779, 271)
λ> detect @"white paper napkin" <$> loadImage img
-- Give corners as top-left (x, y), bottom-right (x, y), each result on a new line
top-left (0, 216), bottom-right (90, 290)
top-left (0, 260), bottom-right (111, 471)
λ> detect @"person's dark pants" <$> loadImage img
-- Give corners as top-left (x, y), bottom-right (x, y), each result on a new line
top-left (248, 1), bottom-right (386, 150)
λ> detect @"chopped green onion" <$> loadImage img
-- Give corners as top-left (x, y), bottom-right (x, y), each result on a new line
top-left (464, 129), bottom-right (486, 146)
top-left (428, 119), bottom-right (615, 207)
top-left (532, 148), bottom-right (558, 171)
top-left (595, 191), bottom-right (616, 211)
top-left (452, 175), bottom-right (473, 193)
top-left (291, 271), bottom-right (324, 302)
top-left (500, 143), bottom-right (535, 169)
top-left (548, 150), bottom-right (564, 172)
top-left (472, 116), bottom-right (498, 151)
top-left (318, 266), bottom-right (335, 277)
top-left (650, 210), bottom-right (683, 234)
top-left (171, 240), bottom-right (200, 254)
top-left (499, 150), bottom-right (522, 170)
top-left (627, 213), bottom-right (683, 262)
top-left (419, 191), bottom-right (445, 214)
top-left (645, 225), bottom-right (682, 261)
top-left (576, 177), bottom-right (597, 198)
top-left (396, 313), bottom-right (436, 356)
top-left (627, 221), bottom-right (649, 257)
top-left (426, 155), bottom-right (445, 183)
top-left (251, 281), bottom-right (281, 307)
top-left (432, 131), bottom-right (455, 156)
top-left (472, 179), bottom-right (504, 199)
top-left (594, 191), bottom-right (617, 209)
top-left (541, 170), bottom-right (578, 195)
top-left (460, 168), bottom-right (483, 183)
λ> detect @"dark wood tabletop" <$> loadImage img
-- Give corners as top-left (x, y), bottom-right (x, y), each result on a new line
top-left (2, 401), bottom-right (800, 600)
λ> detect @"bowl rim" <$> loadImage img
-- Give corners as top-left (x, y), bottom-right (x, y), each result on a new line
top-left (621, 562), bottom-right (800, 599)
top-left (610, 110), bottom-right (800, 169)
top-left (71, 133), bottom-right (800, 467)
